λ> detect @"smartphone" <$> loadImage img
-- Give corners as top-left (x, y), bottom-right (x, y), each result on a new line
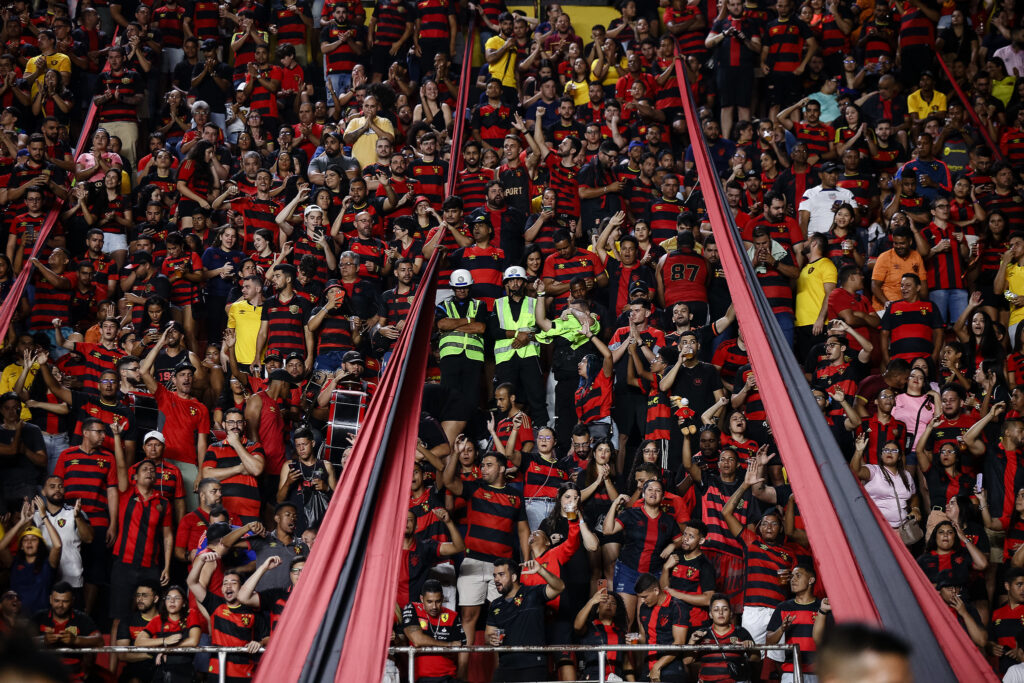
top-left (976, 473), bottom-right (984, 493)
top-left (597, 579), bottom-right (608, 591)
top-left (289, 460), bottom-right (300, 473)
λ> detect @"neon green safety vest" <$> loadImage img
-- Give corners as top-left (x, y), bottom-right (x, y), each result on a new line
top-left (439, 298), bottom-right (485, 361)
top-left (493, 296), bottom-right (540, 363)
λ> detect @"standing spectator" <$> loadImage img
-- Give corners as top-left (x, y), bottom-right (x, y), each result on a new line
top-left (485, 557), bottom-right (565, 682)
top-left (766, 562), bottom-right (831, 682)
top-left (880, 273), bottom-right (943, 365)
top-left (762, 0), bottom-right (817, 120)
top-left (920, 197), bottom-right (969, 325)
top-left (201, 407), bottom-right (266, 524)
top-left (32, 583), bottom-right (103, 682)
top-left (634, 571), bottom-right (689, 683)
top-left (140, 332), bottom-right (210, 505)
top-left (321, 4), bottom-right (366, 95)
top-left (794, 233), bottom-right (838, 357)
top-left (33, 475), bottom-right (93, 596)
top-left (92, 47), bottom-right (143, 166)
top-left (798, 162), bottom-right (855, 236)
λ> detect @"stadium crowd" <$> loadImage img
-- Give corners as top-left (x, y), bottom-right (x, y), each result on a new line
top-left (0, 0), bottom-right (1022, 679)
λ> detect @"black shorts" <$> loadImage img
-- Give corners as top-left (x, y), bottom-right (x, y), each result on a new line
top-left (716, 67), bottom-right (754, 108)
top-left (110, 560), bottom-right (161, 620)
top-left (83, 534), bottom-right (112, 586)
top-left (369, 45), bottom-right (402, 77)
top-left (612, 391), bottom-right (647, 441)
top-left (767, 71), bottom-right (802, 108)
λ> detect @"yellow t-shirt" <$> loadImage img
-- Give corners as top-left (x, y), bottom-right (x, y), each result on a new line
top-left (0, 362), bottom-right (35, 420)
top-left (1007, 263), bottom-right (1024, 327)
top-left (906, 89), bottom-right (947, 120)
top-left (590, 56), bottom-right (627, 88)
top-left (485, 35), bottom-right (517, 88)
top-left (795, 257), bottom-right (838, 327)
top-left (564, 79), bottom-right (590, 106)
top-left (23, 53), bottom-right (71, 97)
top-left (343, 115), bottom-right (395, 170)
top-left (227, 299), bottom-right (263, 365)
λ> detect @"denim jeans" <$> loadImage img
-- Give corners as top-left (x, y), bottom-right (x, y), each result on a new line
top-left (929, 288), bottom-right (968, 325)
top-left (775, 311), bottom-right (795, 348)
top-left (524, 498), bottom-right (555, 532)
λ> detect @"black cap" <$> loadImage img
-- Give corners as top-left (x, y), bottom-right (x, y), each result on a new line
top-left (173, 361), bottom-right (195, 375)
top-left (268, 369), bottom-right (298, 385)
top-left (628, 282), bottom-right (649, 295)
top-left (264, 350), bottom-right (283, 362)
top-left (745, 169), bottom-right (759, 179)
top-left (285, 352), bottom-right (304, 363)
top-left (342, 350), bottom-right (365, 365)
top-left (324, 279), bottom-right (342, 291)
top-left (820, 161), bottom-right (841, 174)
top-left (202, 38), bottom-right (219, 51)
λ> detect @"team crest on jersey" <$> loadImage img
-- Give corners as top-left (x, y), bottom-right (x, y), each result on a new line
top-left (686, 567), bottom-right (696, 578)
top-left (240, 615), bottom-right (252, 627)
top-left (514, 594), bottom-right (524, 607)
top-left (189, 407), bottom-right (198, 416)
top-left (658, 614), bottom-right (669, 627)
top-left (289, 305), bottom-right (301, 315)
top-left (441, 613), bottom-right (450, 623)
top-left (57, 518), bottom-right (67, 527)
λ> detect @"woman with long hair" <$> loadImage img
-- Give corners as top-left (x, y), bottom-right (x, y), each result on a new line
top-left (975, 358), bottom-right (1011, 415)
top-left (851, 435), bottom-right (921, 541)
top-left (386, 217), bottom-right (424, 276)
top-left (564, 54), bottom-right (591, 106)
top-left (156, 88), bottom-right (191, 150)
top-left (575, 437), bottom-right (620, 586)
top-left (918, 519), bottom-right (988, 589)
top-left (892, 366), bottom-right (941, 451)
top-left (87, 168), bottom-right (133, 268)
top-left (200, 225), bottom-right (245, 345)
top-left (573, 586), bottom-right (630, 681)
top-left (138, 149), bottom-right (179, 215)
top-left (938, 340), bottom-right (971, 389)
top-left (31, 69), bottom-right (73, 124)
top-left (591, 38), bottom-right (627, 99)
top-left (945, 494), bottom-right (993, 622)
top-left (176, 140), bottom-right (219, 230)
top-left (413, 78), bottom-right (453, 140)
top-left (250, 228), bottom-right (278, 273)
top-left (575, 331), bottom-right (614, 440)
top-left (683, 594), bottom-right (759, 682)
top-left (825, 202), bottom-right (863, 269)
top-left (955, 294), bottom-right (1006, 374)
top-left (917, 432), bottom-right (975, 511)
top-left (445, 433), bottom-right (483, 530)
top-left (834, 104), bottom-right (871, 158)
top-left (0, 499), bottom-right (62, 617)
top-left (134, 585), bottom-right (203, 682)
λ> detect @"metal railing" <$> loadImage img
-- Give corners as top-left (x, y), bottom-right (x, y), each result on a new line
top-left (389, 643), bottom-right (803, 683)
top-left (52, 642), bottom-right (803, 683)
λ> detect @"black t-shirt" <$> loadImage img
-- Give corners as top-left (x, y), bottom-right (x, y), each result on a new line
top-left (486, 584), bottom-right (549, 669)
top-left (669, 361), bottom-right (724, 418)
top-left (0, 421), bottom-right (46, 493)
top-left (190, 61), bottom-right (233, 114)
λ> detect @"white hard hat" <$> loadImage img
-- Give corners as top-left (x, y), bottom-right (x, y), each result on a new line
top-left (503, 266), bottom-right (527, 281)
top-left (449, 269), bottom-right (474, 287)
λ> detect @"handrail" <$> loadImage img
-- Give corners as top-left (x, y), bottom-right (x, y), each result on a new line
top-left (50, 642), bottom-right (803, 683)
top-left (935, 53), bottom-right (1003, 161)
top-left (444, 20), bottom-right (478, 198)
top-left (0, 30), bottom-right (119, 345)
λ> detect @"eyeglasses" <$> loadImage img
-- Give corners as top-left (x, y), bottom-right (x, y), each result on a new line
top-left (223, 420), bottom-right (244, 426)
top-left (881, 447), bottom-right (900, 454)
top-left (99, 379), bottom-right (116, 384)
top-left (824, 343), bottom-right (840, 349)
top-left (537, 435), bottom-right (553, 441)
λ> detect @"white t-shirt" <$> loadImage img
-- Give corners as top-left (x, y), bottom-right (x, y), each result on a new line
top-left (34, 505), bottom-right (86, 588)
top-left (798, 184), bottom-right (856, 235)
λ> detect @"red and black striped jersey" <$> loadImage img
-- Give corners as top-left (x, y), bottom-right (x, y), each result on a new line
top-left (408, 158), bottom-right (448, 209)
top-left (981, 191), bottom-right (1024, 230)
top-left (624, 174), bottom-right (658, 221)
top-left (615, 506), bottom-right (678, 573)
top-left (454, 168), bottom-right (495, 214)
top-left (347, 236), bottom-right (388, 281)
top-left (1000, 127), bottom-right (1024, 165)
top-left (202, 440), bottom-right (265, 523)
top-left (739, 527), bottom-right (795, 608)
top-left (521, 452), bottom-right (571, 499)
top-left (666, 552), bottom-right (716, 627)
top-left (261, 294), bottom-right (312, 358)
top-left (699, 476), bottom-right (747, 558)
top-left (712, 339), bottom-right (748, 389)
top-left (543, 153), bottom-right (581, 219)
top-left (470, 102), bottom-right (515, 150)
top-left (415, 0), bottom-right (452, 40)
top-left (794, 121), bottom-right (834, 157)
top-left (764, 17), bottom-right (813, 71)
top-left (663, 4), bottom-right (706, 55)
top-left (898, 2), bottom-right (934, 48)
top-left (312, 310), bottom-right (355, 355)
top-left (990, 602), bottom-right (1024, 674)
top-left (637, 593), bottom-right (686, 667)
top-left (230, 31), bottom-right (269, 83)
top-left (575, 371), bottom-right (613, 424)
top-left (29, 271), bottom-right (72, 331)
top-left (128, 459), bottom-right (184, 502)
top-left (540, 248), bottom-right (604, 311)
top-left (234, 196), bottom-right (281, 252)
top-left (881, 299), bottom-right (940, 362)
top-left (459, 479), bottom-right (526, 562)
top-left (647, 197), bottom-right (686, 244)
top-left (246, 65), bottom-right (283, 120)
top-left (95, 69), bottom-right (141, 122)
top-left (200, 594), bottom-right (265, 680)
top-left (321, 22), bottom-right (365, 74)
top-left (860, 20), bottom-right (896, 64)
top-left (273, 2), bottom-right (309, 45)
top-left (114, 487), bottom-right (172, 567)
top-left (32, 609), bottom-right (101, 682)
top-left (754, 253), bottom-right (795, 315)
top-left (767, 598), bottom-right (825, 672)
top-left (425, 223), bottom-right (471, 283)
top-left (371, 0), bottom-right (413, 47)
top-left (855, 416), bottom-right (908, 465)
top-left (818, 10), bottom-right (851, 56)
top-left (188, 0), bottom-right (220, 40)
top-left (54, 446), bottom-right (117, 529)
top-left (448, 244), bottom-right (505, 305)
top-left (692, 625), bottom-right (756, 681)
top-left (152, 4), bottom-right (185, 47)
top-left (161, 252), bottom-right (203, 307)
top-left (69, 390), bottom-right (135, 454)
top-left (68, 342), bottom-right (125, 393)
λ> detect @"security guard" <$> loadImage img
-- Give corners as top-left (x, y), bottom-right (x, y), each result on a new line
top-left (488, 266), bottom-right (548, 425)
top-left (436, 269), bottom-right (487, 441)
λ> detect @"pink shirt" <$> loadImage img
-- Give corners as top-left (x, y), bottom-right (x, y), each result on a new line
top-left (864, 464), bottom-right (916, 528)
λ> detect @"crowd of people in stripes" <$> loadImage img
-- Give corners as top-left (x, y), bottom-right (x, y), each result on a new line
top-left (0, 0), bottom-right (1023, 680)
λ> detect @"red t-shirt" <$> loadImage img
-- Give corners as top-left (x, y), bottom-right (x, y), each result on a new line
top-left (155, 384), bottom-right (211, 465)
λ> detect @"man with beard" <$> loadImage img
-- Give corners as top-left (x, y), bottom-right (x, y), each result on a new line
top-left (489, 268), bottom-right (547, 425)
top-left (254, 264), bottom-right (315, 371)
top-left (307, 131), bottom-right (359, 188)
top-left (660, 520), bottom-right (717, 632)
top-left (247, 502), bottom-right (306, 591)
top-left (125, 431), bottom-right (185, 523)
top-left (107, 449), bottom-right (172, 650)
top-left (377, 151), bottom-right (416, 225)
top-left (32, 582), bottom-right (103, 680)
top-left (485, 556), bottom-right (565, 682)
top-left (579, 141), bottom-right (625, 234)
top-left (633, 571), bottom-right (689, 683)
top-left (33, 476), bottom-right (92, 594)
top-left (743, 191), bottom-right (804, 253)
top-left (146, 321), bottom-right (203, 388)
top-left (140, 331), bottom-right (210, 504)
top-left (454, 140), bottom-right (496, 214)
top-left (467, 180), bottom-right (527, 265)
top-left (870, 226), bottom-right (928, 310)
top-left (403, 579), bottom-right (467, 683)
top-left (722, 458), bottom-right (798, 649)
top-left (200, 407), bottom-right (265, 524)
top-left (116, 355), bottom-right (158, 440)
top-left (276, 427), bottom-right (336, 533)
top-left (238, 554), bottom-right (306, 638)
top-left (409, 132), bottom-right (448, 210)
top-left (535, 129), bottom-right (582, 226)
top-left (113, 580), bottom-right (160, 682)
top-left (187, 552), bottom-right (264, 680)
top-left (174, 478), bottom-right (234, 563)
top-left (376, 258), bottom-right (417, 361)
